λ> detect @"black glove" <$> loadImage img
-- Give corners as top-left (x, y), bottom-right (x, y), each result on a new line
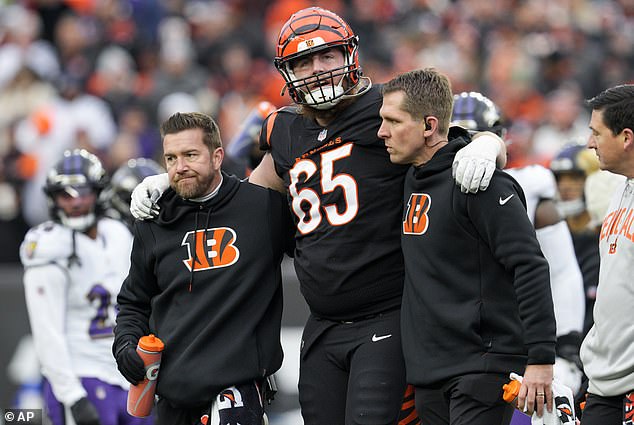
top-left (70, 397), bottom-right (100, 425)
top-left (114, 341), bottom-right (145, 385)
top-left (556, 332), bottom-right (583, 369)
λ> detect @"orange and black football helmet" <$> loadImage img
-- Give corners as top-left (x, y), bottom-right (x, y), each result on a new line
top-left (274, 7), bottom-right (361, 110)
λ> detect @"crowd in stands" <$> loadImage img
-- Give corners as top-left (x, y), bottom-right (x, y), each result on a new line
top-left (0, 0), bottom-right (632, 262)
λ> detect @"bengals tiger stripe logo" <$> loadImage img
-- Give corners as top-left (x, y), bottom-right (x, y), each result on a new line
top-left (403, 193), bottom-right (431, 235)
top-left (624, 391), bottom-right (634, 424)
top-left (181, 227), bottom-right (240, 271)
top-left (554, 395), bottom-right (574, 423)
top-left (398, 384), bottom-right (421, 425)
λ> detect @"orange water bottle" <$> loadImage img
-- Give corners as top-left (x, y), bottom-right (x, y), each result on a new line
top-left (127, 334), bottom-right (164, 417)
top-left (502, 378), bottom-right (521, 403)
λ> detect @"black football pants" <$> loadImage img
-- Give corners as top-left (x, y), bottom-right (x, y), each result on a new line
top-left (298, 308), bottom-right (407, 425)
top-left (414, 373), bottom-right (515, 425)
top-left (580, 391), bottom-right (634, 425)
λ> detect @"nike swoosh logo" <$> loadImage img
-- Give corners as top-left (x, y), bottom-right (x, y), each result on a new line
top-left (499, 194), bottom-right (514, 205)
top-left (371, 333), bottom-right (393, 342)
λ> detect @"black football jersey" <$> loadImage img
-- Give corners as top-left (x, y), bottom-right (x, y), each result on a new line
top-left (260, 86), bottom-right (408, 320)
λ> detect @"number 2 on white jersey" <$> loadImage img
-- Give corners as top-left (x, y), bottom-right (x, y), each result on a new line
top-left (289, 143), bottom-right (359, 234)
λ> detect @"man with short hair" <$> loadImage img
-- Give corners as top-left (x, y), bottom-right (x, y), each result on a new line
top-left (378, 68), bottom-right (556, 425)
top-left (579, 84), bottom-right (634, 425)
top-left (113, 112), bottom-right (294, 425)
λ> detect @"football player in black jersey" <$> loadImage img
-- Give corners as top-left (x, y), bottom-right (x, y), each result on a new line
top-left (128, 7), bottom-right (507, 425)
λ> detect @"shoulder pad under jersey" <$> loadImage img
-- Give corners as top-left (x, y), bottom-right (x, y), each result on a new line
top-left (261, 105), bottom-right (298, 149)
top-left (98, 216), bottom-right (132, 235)
top-left (20, 221), bottom-right (73, 267)
top-left (507, 164), bottom-right (557, 201)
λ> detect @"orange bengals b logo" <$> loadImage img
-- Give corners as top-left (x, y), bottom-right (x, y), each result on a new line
top-left (403, 193), bottom-right (431, 235)
top-left (182, 227), bottom-right (240, 271)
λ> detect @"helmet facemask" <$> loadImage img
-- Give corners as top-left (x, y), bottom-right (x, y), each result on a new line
top-left (278, 43), bottom-right (359, 110)
top-left (49, 185), bottom-right (99, 232)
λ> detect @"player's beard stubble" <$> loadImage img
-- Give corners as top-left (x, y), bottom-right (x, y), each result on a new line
top-left (172, 171), bottom-right (216, 200)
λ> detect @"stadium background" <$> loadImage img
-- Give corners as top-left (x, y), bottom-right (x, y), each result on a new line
top-left (0, 0), bottom-right (632, 422)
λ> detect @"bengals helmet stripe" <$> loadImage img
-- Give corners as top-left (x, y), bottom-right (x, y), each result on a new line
top-left (274, 7), bottom-right (361, 109)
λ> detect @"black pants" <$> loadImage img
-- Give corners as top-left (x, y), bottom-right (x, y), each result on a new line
top-left (298, 309), bottom-right (408, 425)
top-left (415, 373), bottom-right (515, 425)
top-left (580, 391), bottom-right (634, 425)
top-left (155, 381), bottom-right (264, 425)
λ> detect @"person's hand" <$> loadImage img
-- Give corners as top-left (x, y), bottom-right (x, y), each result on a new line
top-left (115, 343), bottom-right (146, 385)
top-left (70, 397), bottom-right (101, 425)
top-left (516, 364), bottom-right (553, 418)
top-left (452, 132), bottom-right (503, 193)
top-left (130, 173), bottom-right (169, 220)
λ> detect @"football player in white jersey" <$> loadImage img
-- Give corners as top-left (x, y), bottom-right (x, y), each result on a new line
top-left (19, 149), bottom-right (151, 425)
top-left (452, 93), bottom-right (586, 398)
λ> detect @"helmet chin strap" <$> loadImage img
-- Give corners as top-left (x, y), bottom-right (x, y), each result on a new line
top-left (60, 212), bottom-right (96, 232)
top-left (339, 76), bottom-right (372, 101)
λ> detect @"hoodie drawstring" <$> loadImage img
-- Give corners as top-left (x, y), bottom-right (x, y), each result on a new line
top-left (189, 206), bottom-right (214, 292)
top-left (189, 210), bottom-right (200, 292)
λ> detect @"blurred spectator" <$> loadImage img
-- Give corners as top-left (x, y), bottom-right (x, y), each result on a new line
top-left (0, 4), bottom-right (59, 137)
top-left (0, 4), bottom-right (60, 87)
top-left (148, 16), bottom-right (212, 116)
top-left (0, 66), bottom-right (57, 147)
top-left (110, 103), bottom-right (161, 165)
top-left (532, 84), bottom-right (591, 159)
top-left (13, 73), bottom-right (117, 226)
top-left (87, 44), bottom-right (142, 123)
top-left (0, 119), bottom-right (35, 264)
top-left (550, 143), bottom-right (600, 233)
top-left (550, 143), bottom-right (601, 338)
top-left (53, 11), bottom-right (101, 85)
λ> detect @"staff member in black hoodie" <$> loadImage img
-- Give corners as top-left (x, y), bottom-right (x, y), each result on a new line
top-left (377, 69), bottom-right (557, 425)
top-left (112, 112), bottom-right (294, 425)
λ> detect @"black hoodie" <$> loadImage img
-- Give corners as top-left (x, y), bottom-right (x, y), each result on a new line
top-left (400, 139), bottom-right (556, 387)
top-left (114, 172), bottom-right (294, 407)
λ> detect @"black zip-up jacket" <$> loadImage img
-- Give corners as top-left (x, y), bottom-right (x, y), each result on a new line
top-left (401, 139), bottom-right (556, 386)
top-left (113, 172), bottom-right (294, 407)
